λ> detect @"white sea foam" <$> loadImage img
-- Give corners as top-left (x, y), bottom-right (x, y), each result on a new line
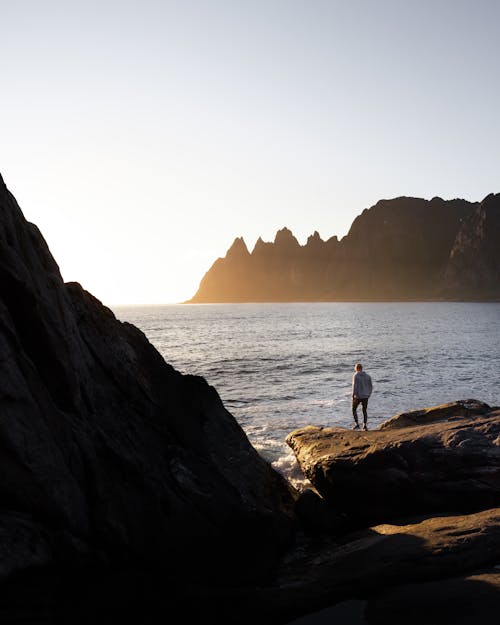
top-left (272, 451), bottom-right (313, 492)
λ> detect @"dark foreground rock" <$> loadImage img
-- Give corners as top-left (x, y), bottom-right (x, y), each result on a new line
top-left (178, 507), bottom-right (500, 624)
top-left (286, 400), bottom-right (500, 527)
top-left (365, 569), bottom-right (500, 625)
top-left (0, 173), bottom-right (299, 621)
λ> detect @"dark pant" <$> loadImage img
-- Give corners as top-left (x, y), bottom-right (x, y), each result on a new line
top-left (352, 397), bottom-right (368, 424)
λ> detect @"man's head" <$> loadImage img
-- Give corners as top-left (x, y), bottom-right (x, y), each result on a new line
top-left (354, 363), bottom-right (363, 371)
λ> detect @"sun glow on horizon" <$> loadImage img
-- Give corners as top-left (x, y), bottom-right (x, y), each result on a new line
top-left (3, 0), bottom-right (499, 306)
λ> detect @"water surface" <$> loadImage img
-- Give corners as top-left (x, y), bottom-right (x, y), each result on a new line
top-left (112, 302), bottom-right (500, 488)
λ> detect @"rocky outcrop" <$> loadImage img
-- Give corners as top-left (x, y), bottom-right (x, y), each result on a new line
top-left (199, 507), bottom-right (500, 623)
top-left (286, 400), bottom-right (500, 527)
top-left (0, 173), bottom-right (298, 610)
top-left (441, 192), bottom-right (500, 298)
top-left (378, 398), bottom-right (493, 429)
top-left (365, 569), bottom-right (500, 625)
top-left (282, 508), bottom-right (500, 621)
top-left (188, 194), bottom-right (500, 302)
top-left (281, 400), bottom-right (500, 621)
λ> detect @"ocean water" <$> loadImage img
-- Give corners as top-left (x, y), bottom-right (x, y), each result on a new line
top-left (112, 302), bottom-right (500, 489)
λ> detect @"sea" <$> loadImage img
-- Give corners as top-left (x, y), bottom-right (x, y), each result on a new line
top-left (111, 302), bottom-right (500, 490)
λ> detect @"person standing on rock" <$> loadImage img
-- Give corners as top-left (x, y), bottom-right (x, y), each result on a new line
top-left (352, 363), bottom-right (373, 431)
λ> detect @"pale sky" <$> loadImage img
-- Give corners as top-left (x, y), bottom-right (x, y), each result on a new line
top-left (2, 0), bottom-right (499, 304)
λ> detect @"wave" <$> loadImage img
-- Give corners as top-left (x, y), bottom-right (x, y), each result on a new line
top-left (271, 451), bottom-right (312, 491)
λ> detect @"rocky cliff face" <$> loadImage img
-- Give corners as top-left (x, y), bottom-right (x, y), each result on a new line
top-left (441, 193), bottom-right (500, 298)
top-left (0, 173), bottom-right (298, 614)
top-left (188, 194), bottom-right (500, 302)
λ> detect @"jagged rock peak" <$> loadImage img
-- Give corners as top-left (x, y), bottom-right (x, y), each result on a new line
top-left (481, 192), bottom-right (500, 207)
top-left (0, 172), bottom-right (5, 188)
top-left (274, 227), bottom-right (300, 247)
top-left (252, 236), bottom-right (271, 254)
top-left (306, 230), bottom-right (324, 245)
top-left (226, 236), bottom-right (249, 258)
top-left (188, 193), bottom-right (499, 303)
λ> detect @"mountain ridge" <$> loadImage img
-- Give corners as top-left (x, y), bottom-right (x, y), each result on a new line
top-left (187, 194), bottom-right (500, 302)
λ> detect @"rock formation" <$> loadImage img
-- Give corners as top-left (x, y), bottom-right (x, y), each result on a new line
top-left (441, 192), bottom-right (500, 298)
top-left (188, 194), bottom-right (500, 302)
top-left (1, 173), bottom-right (499, 623)
top-left (0, 173), bottom-right (298, 622)
top-left (282, 399), bottom-right (500, 621)
top-left (286, 399), bottom-right (500, 528)
top-left (271, 507), bottom-right (500, 624)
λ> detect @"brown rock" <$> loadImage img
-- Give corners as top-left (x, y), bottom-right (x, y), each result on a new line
top-left (379, 398), bottom-right (492, 430)
top-left (286, 401), bottom-right (500, 525)
top-left (245, 508), bottom-right (500, 624)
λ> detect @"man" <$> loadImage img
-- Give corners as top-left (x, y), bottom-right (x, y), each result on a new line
top-left (352, 363), bottom-right (373, 431)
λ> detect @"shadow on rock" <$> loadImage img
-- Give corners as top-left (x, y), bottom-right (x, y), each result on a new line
top-left (365, 569), bottom-right (500, 625)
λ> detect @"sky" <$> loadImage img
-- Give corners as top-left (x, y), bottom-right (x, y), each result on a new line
top-left (2, 0), bottom-right (499, 305)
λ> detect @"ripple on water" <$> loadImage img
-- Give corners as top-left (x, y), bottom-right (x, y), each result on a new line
top-left (113, 302), bottom-right (500, 485)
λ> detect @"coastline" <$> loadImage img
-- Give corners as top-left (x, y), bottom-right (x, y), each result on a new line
top-left (183, 297), bottom-right (500, 304)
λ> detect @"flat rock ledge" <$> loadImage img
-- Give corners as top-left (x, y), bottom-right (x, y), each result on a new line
top-left (286, 399), bottom-right (500, 527)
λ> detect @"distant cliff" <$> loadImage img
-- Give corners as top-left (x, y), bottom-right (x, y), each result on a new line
top-left (187, 194), bottom-right (500, 302)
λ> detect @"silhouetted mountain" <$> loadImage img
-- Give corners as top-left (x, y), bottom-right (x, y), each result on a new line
top-left (441, 193), bottom-right (500, 298)
top-left (188, 194), bottom-right (500, 302)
